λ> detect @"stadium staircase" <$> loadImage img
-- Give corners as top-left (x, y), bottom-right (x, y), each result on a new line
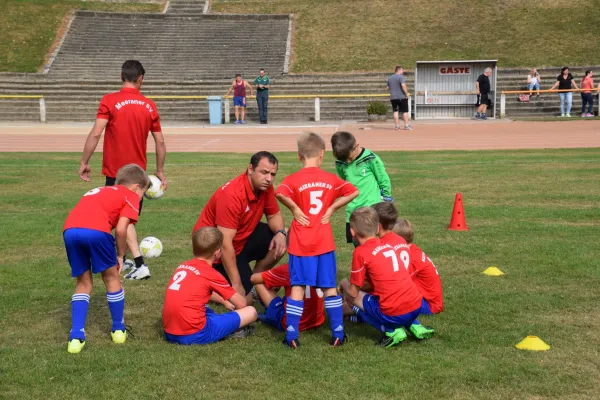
top-left (0, 4), bottom-right (596, 122)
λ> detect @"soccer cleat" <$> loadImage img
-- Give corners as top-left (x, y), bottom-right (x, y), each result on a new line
top-left (67, 339), bottom-right (86, 354)
top-left (378, 328), bottom-right (407, 348)
top-left (283, 337), bottom-right (301, 349)
top-left (111, 329), bottom-right (127, 344)
top-left (329, 334), bottom-right (348, 347)
top-left (121, 259), bottom-right (135, 274)
top-left (226, 324), bottom-right (256, 339)
top-left (409, 324), bottom-right (435, 340)
top-left (125, 264), bottom-right (151, 280)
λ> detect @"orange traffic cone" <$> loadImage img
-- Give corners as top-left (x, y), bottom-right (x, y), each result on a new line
top-left (448, 192), bottom-right (469, 231)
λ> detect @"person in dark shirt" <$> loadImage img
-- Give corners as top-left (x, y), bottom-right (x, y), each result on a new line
top-left (475, 68), bottom-right (492, 120)
top-left (549, 67), bottom-right (579, 117)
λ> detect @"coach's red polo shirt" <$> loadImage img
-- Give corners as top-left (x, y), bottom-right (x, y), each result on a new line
top-left (193, 172), bottom-right (280, 255)
top-left (97, 87), bottom-right (162, 178)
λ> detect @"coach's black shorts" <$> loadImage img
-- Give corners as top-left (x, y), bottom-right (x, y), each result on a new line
top-left (477, 93), bottom-right (491, 106)
top-left (391, 98), bottom-right (409, 113)
top-left (345, 222), bottom-right (359, 248)
top-left (105, 176), bottom-right (143, 215)
top-left (214, 222), bottom-right (274, 295)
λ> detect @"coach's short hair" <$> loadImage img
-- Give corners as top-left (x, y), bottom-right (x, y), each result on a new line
top-left (372, 202), bottom-right (398, 231)
top-left (115, 164), bottom-right (150, 189)
top-left (250, 151), bottom-right (278, 169)
top-left (393, 219), bottom-right (414, 244)
top-left (121, 60), bottom-right (145, 83)
top-left (350, 207), bottom-right (379, 239)
top-left (297, 132), bottom-right (326, 159)
top-left (193, 227), bottom-right (223, 258)
top-left (331, 131), bottom-right (357, 162)
top-left (235, 74), bottom-right (242, 78)
top-left (395, 66), bottom-right (403, 72)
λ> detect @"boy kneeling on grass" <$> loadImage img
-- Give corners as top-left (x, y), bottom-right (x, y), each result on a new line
top-left (162, 227), bottom-right (257, 345)
top-left (339, 207), bottom-right (425, 348)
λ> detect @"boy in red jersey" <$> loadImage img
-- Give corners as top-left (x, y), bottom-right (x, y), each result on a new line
top-left (63, 164), bottom-right (150, 354)
top-left (276, 132), bottom-right (359, 348)
top-left (162, 227), bottom-right (258, 345)
top-left (339, 207), bottom-right (425, 348)
top-left (394, 219), bottom-right (444, 336)
top-left (250, 263), bottom-right (325, 333)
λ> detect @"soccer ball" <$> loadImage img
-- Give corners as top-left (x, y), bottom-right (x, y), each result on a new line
top-left (144, 175), bottom-right (164, 199)
top-left (139, 237), bottom-right (163, 258)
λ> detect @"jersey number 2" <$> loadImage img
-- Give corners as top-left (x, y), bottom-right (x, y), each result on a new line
top-left (168, 271), bottom-right (187, 291)
top-left (309, 190), bottom-right (324, 215)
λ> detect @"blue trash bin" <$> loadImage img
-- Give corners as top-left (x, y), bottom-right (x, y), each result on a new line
top-left (207, 96), bottom-right (223, 125)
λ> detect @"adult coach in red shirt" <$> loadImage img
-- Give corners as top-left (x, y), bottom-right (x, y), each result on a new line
top-left (78, 60), bottom-right (167, 281)
top-left (193, 151), bottom-right (287, 303)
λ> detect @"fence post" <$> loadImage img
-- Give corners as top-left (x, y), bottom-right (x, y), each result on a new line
top-left (408, 95), bottom-right (412, 120)
top-left (500, 94), bottom-right (506, 119)
top-left (223, 98), bottom-right (230, 124)
top-left (314, 97), bottom-right (321, 122)
top-left (39, 97), bottom-right (46, 123)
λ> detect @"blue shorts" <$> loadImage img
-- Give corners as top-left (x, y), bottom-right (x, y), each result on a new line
top-left (288, 251), bottom-right (336, 288)
top-left (258, 297), bottom-right (285, 331)
top-left (233, 96), bottom-right (246, 107)
top-left (362, 294), bottom-right (422, 333)
top-left (64, 228), bottom-right (117, 277)
top-left (164, 307), bottom-right (241, 345)
top-left (420, 299), bottom-right (433, 315)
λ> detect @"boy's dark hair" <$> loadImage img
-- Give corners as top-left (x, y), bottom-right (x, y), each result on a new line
top-left (121, 60), bottom-right (145, 83)
top-left (235, 74), bottom-right (242, 78)
top-left (297, 132), bottom-right (326, 159)
top-left (395, 66), bottom-right (403, 72)
top-left (193, 227), bottom-right (224, 258)
top-left (260, 68), bottom-right (265, 72)
top-left (115, 164), bottom-right (150, 189)
top-left (250, 151), bottom-right (278, 169)
top-left (372, 202), bottom-right (398, 231)
top-left (393, 219), bottom-right (414, 244)
top-left (331, 131), bottom-right (357, 162)
top-left (349, 207), bottom-right (379, 239)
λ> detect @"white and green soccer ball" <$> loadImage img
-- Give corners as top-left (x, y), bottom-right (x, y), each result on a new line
top-left (144, 175), bottom-right (165, 199)
top-left (139, 237), bottom-right (163, 258)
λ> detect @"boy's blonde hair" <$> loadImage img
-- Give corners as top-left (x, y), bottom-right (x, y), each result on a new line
top-left (297, 132), bottom-right (326, 159)
top-left (330, 131), bottom-right (357, 162)
top-left (393, 219), bottom-right (414, 244)
top-left (193, 227), bottom-right (223, 258)
top-left (372, 202), bottom-right (398, 231)
top-left (349, 207), bottom-right (379, 239)
top-left (116, 164), bottom-right (150, 189)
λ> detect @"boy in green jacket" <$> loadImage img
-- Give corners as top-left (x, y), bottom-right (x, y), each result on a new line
top-left (331, 131), bottom-right (392, 245)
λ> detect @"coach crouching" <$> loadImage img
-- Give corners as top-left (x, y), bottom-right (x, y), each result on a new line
top-left (193, 151), bottom-right (287, 304)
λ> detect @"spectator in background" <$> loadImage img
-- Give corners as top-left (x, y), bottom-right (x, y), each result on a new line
top-left (549, 67), bottom-right (579, 117)
top-left (387, 66), bottom-right (411, 130)
top-left (475, 68), bottom-right (493, 120)
top-left (527, 68), bottom-right (541, 97)
top-left (225, 74), bottom-right (253, 124)
top-left (254, 69), bottom-right (270, 124)
top-left (580, 70), bottom-right (594, 117)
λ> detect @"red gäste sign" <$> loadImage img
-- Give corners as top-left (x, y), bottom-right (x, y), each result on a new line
top-left (439, 65), bottom-right (471, 75)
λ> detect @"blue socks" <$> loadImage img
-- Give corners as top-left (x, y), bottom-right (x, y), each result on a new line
top-left (106, 288), bottom-right (125, 332)
top-left (285, 298), bottom-right (303, 343)
top-left (70, 293), bottom-right (90, 341)
top-left (325, 295), bottom-right (344, 340)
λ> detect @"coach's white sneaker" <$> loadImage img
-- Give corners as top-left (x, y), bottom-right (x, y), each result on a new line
top-left (121, 259), bottom-right (135, 274)
top-left (125, 265), bottom-right (151, 280)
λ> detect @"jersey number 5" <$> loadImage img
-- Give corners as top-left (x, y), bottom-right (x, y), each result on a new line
top-left (168, 271), bottom-right (187, 291)
top-left (309, 190), bottom-right (324, 215)
top-left (383, 250), bottom-right (410, 272)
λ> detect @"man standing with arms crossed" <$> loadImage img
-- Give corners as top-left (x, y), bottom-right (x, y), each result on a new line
top-left (475, 68), bottom-right (493, 120)
top-left (78, 60), bottom-right (167, 280)
top-left (387, 66), bottom-right (412, 131)
top-left (254, 69), bottom-right (270, 124)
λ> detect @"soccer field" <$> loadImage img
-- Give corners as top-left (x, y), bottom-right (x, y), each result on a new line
top-left (1, 149), bottom-right (599, 399)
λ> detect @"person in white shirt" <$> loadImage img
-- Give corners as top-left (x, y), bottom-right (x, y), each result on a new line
top-left (527, 68), bottom-right (541, 97)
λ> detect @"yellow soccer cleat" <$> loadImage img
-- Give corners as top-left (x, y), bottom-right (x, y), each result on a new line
top-left (67, 339), bottom-right (86, 354)
top-left (111, 330), bottom-right (127, 344)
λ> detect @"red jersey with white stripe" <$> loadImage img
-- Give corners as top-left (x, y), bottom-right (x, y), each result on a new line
top-left (162, 259), bottom-right (236, 335)
top-left (63, 185), bottom-right (140, 233)
top-left (97, 87), bottom-right (162, 178)
top-left (380, 232), bottom-right (411, 270)
top-left (408, 244), bottom-right (444, 314)
top-left (193, 172), bottom-right (280, 257)
top-left (351, 238), bottom-right (422, 316)
top-left (276, 167), bottom-right (357, 256)
top-left (261, 264), bottom-right (325, 331)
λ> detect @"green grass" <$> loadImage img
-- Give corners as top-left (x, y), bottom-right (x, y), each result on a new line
top-left (1, 149), bottom-right (600, 399)
top-left (0, 0), bottom-right (163, 72)
top-left (212, 0), bottom-right (600, 72)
